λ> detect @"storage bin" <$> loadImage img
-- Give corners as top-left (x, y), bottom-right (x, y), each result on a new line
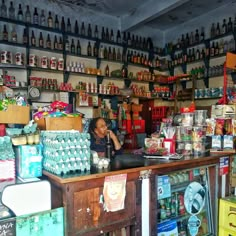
top-left (122, 120), bottom-right (145, 134)
top-left (35, 116), bottom-right (82, 131)
top-left (219, 196), bottom-right (236, 234)
top-left (0, 105), bottom-right (30, 124)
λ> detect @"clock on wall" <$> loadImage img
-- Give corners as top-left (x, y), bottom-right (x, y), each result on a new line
top-left (28, 86), bottom-right (41, 100)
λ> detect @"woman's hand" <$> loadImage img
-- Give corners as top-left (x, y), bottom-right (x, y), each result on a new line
top-left (108, 130), bottom-right (122, 150)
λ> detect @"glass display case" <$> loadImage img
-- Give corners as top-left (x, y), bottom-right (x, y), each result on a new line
top-left (156, 167), bottom-right (215, 236)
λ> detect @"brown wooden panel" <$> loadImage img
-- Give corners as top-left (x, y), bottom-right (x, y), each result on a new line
top-left (73, 181), bottom-right (136, 233)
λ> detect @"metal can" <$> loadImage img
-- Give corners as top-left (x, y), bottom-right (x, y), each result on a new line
top-left (50, 57), bottom-right (57, 70)
top-left (29, 54), bottom-right (37, 67)
top-left (15, 52), bottom-right (24, 65)
top-left (41, 56), bottom-right (48, 68)
top-left (58, 58), bottom-right (64, 71)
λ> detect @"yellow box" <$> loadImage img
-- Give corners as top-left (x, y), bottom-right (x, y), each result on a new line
top-left (0, 105), bottom-right (30, 124)
top-left (35, 116), bottom-right (82, 131)
top-left (219, 197), bottom-right (236, 233)
top-left (219, 226), bottom-right (236, 236)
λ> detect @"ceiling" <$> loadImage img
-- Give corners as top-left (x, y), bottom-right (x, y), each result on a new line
top-left (57, 0), bottom-right (233, 32)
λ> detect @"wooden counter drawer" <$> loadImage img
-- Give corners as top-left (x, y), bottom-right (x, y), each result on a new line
top-left (73, 181), bottom-right (136, 233)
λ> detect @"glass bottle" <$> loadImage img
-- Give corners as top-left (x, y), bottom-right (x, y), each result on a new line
top-left (76, 39), bottom-right (81, 55)
top-left (81, 22), bottom-right (85, 36)
top-left (105, 131), bottom-right (112, 159)
top-left (216, 22), bottom-right (220, 36)
top-left (112, 47), bottom-right (116, 60)
top-left (55, 15), bottom-right (59, 29)
top-left (101, 27), bottom-right (105, 40)
top-left (117, 48), bottom-right (121, 61)
top-left (48, 11), bottom-right (53, 28)
top-left (40, 9), bottom-right (45, 26)
top-left (65, 36), bottom-right (70, 52)
top-left (2, 24), bottom-right (8, 41)
top-left (74, 20), bottom-right (79, 34)
top-left (222, 19), bottom-right (227, 35)
top-left (195, 29), bottom-right (199, 43)
top-left (110, 29), bottom-right (114, 42)
top-left (94, 25), bottom-right (98, 38)
top-left (200, 27), bottom-right (205, 41)
top-left (23, 28), bottom-right (28, 45)
top-left (105, 28), bottom-right (109, 41)
top-left (127, 32), bottom-right (131, 46)
top-left (99, 45), bottom-right (104, 58)
top-left (104, 46), bottom-right (108, 59)
top-left (33, 7), bottom-right (39, 25)
top-left (31, 30), bottom-right (36, 46)
top-left (210, 23), bottom-right (215, 38)
top-left (39, 32), bottom-right (44, 48)
top-left (17, 4), bottom-right (23, 21)
top-left (67, 18), bottom-right (71, 32)
top-left (116, 30), bottom-right (121, 44)
top-left (11, 24), bottom-right (17, 43)
top-left (228, 17), bottom-right (233, 32)
top-left (122, 32), bottom-right (127, 44)
top-left (59, 37), bottom-right (63, 50)
top-left (0, 0), bottom-right (7, 18)
top-left (87, 23), bottom-right (92, 37)
top-left (53, 35), bottom-right (58, 50)
top-left (71, 38), bottom-right (75, 54)
top-left (8, 1), bottom-right (15, 20)
top-left (105, 64), bottom-right (109, 77)
top-left (25, 5), bottom-right (31, 23)
top-left (61, 16), bottom-right (65, 32)
top-left (87, 41), bottom-right (92, 56)
top-left (46, 34), bottom-right (51, 49)
top-left (93, 42), bottom-right (98, 57)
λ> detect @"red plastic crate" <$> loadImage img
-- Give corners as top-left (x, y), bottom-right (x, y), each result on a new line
top-left (152, 106), bottom-right (168, 120)
top-left (122, 120), bottom-right (145, 134)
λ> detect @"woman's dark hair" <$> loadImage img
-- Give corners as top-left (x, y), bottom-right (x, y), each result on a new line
top-left (88, 117), bottom-right (101, 134)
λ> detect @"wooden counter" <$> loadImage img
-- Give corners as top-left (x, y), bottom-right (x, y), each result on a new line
top-left (43, 153), bottom-right (230, 236)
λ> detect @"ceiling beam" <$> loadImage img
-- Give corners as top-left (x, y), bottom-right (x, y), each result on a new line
top-left (120, 0), bottom-right (190, 32)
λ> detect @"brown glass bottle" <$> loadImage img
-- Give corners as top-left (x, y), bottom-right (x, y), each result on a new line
top-left (31, 30), bottom-right (36, 46)
top-left (48, 11), bottom-right (53, 28)
top-left (67, 18), bottom-right (71, 33)
top-left (53, 35), bottom-right (58, 50)
top-left (93, 42), bottom-right (98, 57)
top-left (94, 25), bottom-right (98, 38)
top-left (74, 20), bottom-right (79, 34)
top-left (55, 15), bottom-right (59, 29)
top-left (61, 17), bottom-right (65, 32)
top-left (46, 34), bottom-right (51, 49)
top-left (2, 24), bottom-right (8, 41)
top-left (87, 41), bottom-right (92, 56)
top-left (39, 32), bottom-right (44, 48)
top-left (71, 38), bottom-right (75, 54)
top-left (87, 23), bottom-right (92, 37)
top-left (116, 30), bottom-right (121, 44)
top-left (105, 28), bottom-right (109, 41)
top-left (76, 39), bottom-right (81, 55)
top-left (23, 28), bottom-right (28, 45)
top-left (59, 37), bottom-right (63, 50)
top-left (81, 22), bottom-right (85, 36)
top-left (105, 65), bottom-right (109, 77)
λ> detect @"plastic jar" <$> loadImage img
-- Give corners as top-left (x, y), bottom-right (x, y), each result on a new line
top-left (181, 113), bottom-right (194, 126)
top-left (194, 110), bottom-right (207, 126)
top-left (192, 126), bottom-right (206, 142)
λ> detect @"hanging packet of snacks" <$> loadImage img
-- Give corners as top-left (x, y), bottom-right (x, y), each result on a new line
top-left (206, 119), bottom-right (216, 136)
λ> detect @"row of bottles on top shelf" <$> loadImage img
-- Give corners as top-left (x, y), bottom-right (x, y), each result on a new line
top-left (168, 38), bottom-right (235, 67)
top-left (166, 16), bottom-right (236, 54)
top-left (0, 0), bottom-right (154, 51)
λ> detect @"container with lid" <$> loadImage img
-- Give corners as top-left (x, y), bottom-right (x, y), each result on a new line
top-left (181, 113), bottom-right (194, 127)
top-left (194, 110), bottom-right (207, 126)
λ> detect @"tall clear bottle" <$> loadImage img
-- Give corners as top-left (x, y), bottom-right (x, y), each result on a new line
top-left (40, 10), bottom-right (46, 26)
top-left (33, 7), bottom-right (39, 25)
top-left (0, 0), bottom-right (7, 18)
top-left (25, 5), bottom-right (31, 23)
top-left (8, 1), bottom-right (15, 19)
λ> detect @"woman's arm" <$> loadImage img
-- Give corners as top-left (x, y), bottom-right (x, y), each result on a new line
top-left (109, 130), bottom-right (122, 151)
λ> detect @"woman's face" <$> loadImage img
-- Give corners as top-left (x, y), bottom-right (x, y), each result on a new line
top-left (95, 118), bottom-right (108, 138)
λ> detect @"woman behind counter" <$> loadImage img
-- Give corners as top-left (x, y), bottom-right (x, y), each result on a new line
top-left (88, 117), bottom-right (123, 157)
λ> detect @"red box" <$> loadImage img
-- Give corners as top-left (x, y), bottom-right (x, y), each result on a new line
top-left (122, 120), bottom-right (145, 134)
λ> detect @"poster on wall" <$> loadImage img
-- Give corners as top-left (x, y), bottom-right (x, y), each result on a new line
top-left (103, 174), bottom-right (127, 212)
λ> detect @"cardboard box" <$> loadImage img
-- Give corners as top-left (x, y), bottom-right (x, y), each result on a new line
top-left (15, 145), bottom-right (43, 179)
top-left (0, 105), bottom-right (30, 124)
top-left (211, 105), bottom-right (236, 118)
top-left (35, 116), bottom-right (82, 131)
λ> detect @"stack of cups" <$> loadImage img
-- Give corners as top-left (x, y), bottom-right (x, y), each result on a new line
top-left (192, 110), bottom-right (207, 157)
